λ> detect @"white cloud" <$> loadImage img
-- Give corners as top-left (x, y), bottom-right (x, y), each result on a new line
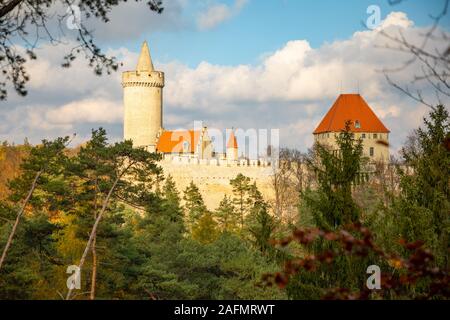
top-left (1, 11), bottom-right (447, 156)
top-left (45, 98), bottom-right (123, 124)
top-left (197, 0), bottom-right (248, 30)
top-left (168, 11), bottom-right (440, 110)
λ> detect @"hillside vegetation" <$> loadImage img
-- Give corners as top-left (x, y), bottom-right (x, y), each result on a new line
top-left (0, 106), bottom-right (448, 300)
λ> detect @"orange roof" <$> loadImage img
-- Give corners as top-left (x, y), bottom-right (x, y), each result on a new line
top-left (227, 131), bottom-right (238, 149)
top-left (313, 94), bottom-right (390, 134)
top-left (156, 130), bottom-right (200, 153)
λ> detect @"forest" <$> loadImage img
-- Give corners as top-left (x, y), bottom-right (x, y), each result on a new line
top-left (0, 105), bottom-right (448, 300)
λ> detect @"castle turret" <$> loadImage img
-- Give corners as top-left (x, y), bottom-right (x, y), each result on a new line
top-left (226, 130), bottom-right (238, 161)
top-left (122, 41), bottom-right (164, 151)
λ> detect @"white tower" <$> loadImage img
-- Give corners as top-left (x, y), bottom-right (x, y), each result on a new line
top-left (122, 41), bottom-right (165, 151)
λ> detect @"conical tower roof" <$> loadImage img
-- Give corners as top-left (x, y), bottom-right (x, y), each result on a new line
top-left (136, 41), bottom-right (154, 72)
top-left (314, 94), bottom-right (390, 134)
top-left (227, 130), bottom-right (238, 149)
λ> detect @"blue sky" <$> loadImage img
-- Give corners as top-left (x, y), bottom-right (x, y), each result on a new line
top-left (129, 0), bottom-right (449, 67)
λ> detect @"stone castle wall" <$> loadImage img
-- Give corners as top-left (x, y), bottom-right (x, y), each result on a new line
top-left (159, 159), bottom-right (275, 210)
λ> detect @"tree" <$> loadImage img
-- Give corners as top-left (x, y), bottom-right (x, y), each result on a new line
top-left (131, 177), bottom-right (195, 300)
top-left (394, 105), bottom-right (450, 267)
top-left (183, 181), bottom-right (208, 229)
top-left (247, 197), bottom-right (276, 256)
top-left (271, 149), bottom-right (310, 222)
top-left (304, 121), bottom-right (365, 230)
top-left (0, 208), bottom-right (61, 299)
top-left (161, 175), bottom-right (184, 225)
top-left (285, 122), bottom-right (370, 299)
top-left (174, 233), bottom-right (286, 300)
top-left (0, 0), bottom-right (164, 100)
top-left (268, 223), bottom-right (450, 300)
top-left (230, 174), bottom-right (252, 229)
top-left (191, 213), bottom-right (219, 244)
top-left (66, 138), bottom-right (161, 299)
top-left (65, 128), bottom-right (127, 299)
top-left (214, 195), bottom-right (238, 233)
top-left (382, 0), bottom-right (449, 108)
top-left (0, 142), bottom-right (31, 199)
top-left (0, 136), bottom-right (69, 270)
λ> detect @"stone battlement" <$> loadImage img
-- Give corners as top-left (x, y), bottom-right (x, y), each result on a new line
top-left (161, 154), bottom-right (273, 168)
top-left (122, 71), bottom-right (165, 88)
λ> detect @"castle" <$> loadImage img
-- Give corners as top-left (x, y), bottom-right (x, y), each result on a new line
top-left (122, 42), bottom-right (274, 208)
top-left (122, 42), bottom-right (390, 208)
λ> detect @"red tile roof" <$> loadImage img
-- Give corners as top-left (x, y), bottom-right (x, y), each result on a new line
top-left (227, 131), bottom-right (238, 149)
top-left (313, 94), bottom-right (390, 134)
top-left (156, 130), bottom-right (200, 153)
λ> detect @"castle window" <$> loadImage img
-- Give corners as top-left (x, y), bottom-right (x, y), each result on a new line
top-left (373, 133), bottom-right (378, 139)
top-left (362, 133), bottom-right (366, 139)
top-left (370, 147), bottom-right (374, 157)
top-left (355, 120), bottom-right (361, 129)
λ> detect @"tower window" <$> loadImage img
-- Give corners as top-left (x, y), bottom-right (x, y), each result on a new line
top-left (370, 147), bottom-right (374, 157)
top-left (355, 120), bottom-right (361, 129)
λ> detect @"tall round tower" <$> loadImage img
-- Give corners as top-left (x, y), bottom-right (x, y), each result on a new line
top-left (122, 41), bottom-right (164, 150)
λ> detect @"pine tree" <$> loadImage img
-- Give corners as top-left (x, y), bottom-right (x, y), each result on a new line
top-left (66, 128), bottom-right (112, 299)
top-left (244, 183), bottom-right (277, 256)
top-left (130, 177), bottom-right (196, 299)
top-left (304, 121), bottom-right (364, 230)
top-left (215, 195), bottom-right (238, 233)
top-left (395, 105), bottom-right (450, 267)
top-left (247, 198), bottom-right (276, 256)
top-left (66, 135), bottom-right (162, 300)
top-left (191, 213), bottom-right (219, 244)
top-left (0, 136), bottom-right (69, 270)
top-left (287, 121), bottom-right (370, 299)
top-left (230, 174), bottom-right (252, 229)
top-left (162, 175), bottom-right (184, 225)
top-left (183, 181), bottom-right (208, 229)
top-left (0, 207), bottom-right (61, 299)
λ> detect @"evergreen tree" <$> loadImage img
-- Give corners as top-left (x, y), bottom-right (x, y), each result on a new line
top-left (395, 105), bottom-right (450, 267)
top-left (183, 181), bottom-right (208, 229)
top-left (287, 121), bottom-right (372, 299)
top-left (1, 136), bottom-right (69, 270)
top-left (304, 121), bottom-right (364, 230)
top-left (247, 199), bottom-right (276, 256)
top-left (245, 183), bottom-right (278, 257)
top-left (215, 195), bottom-right (238, 233)
top-left (192, 213), bottom-right (219, 244)
top-left (0, 204), bottom-right (61, 299)
top-left (131, 178), bottom-right (196, 299)
top-left (230, 174), bottom-right (253, 229)
top-left (65, 128), bottom-right (113, 299)
top-left (65, 136), bottom-right (162, 299)
top-left (162, 175), bottom-right (185, 225)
